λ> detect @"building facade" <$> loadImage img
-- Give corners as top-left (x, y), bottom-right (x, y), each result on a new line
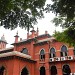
top-left (0, 29), bottom-right (75, 75)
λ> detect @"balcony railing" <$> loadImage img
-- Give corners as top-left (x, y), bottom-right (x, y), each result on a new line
top-left (49, 55), bottom-right (74, 62)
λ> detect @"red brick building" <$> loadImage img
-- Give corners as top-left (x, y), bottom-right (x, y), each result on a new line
top-left (0, 28), bottom-right (75, 75)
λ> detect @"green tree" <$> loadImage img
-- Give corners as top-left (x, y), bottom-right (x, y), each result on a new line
top-left (47, 0), bottom-right (75, 28)
top-left (0, 0), bottom-right (46, 31)
top-left (45, 0), bottom-right (75, 45)
top-left (53, 28), bottom-right (75, 46)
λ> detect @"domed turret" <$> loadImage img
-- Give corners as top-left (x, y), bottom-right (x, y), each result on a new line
top-left (0, 34), bottom-right (7, 49)
top-left (1, 34), bottom-right (7, 43)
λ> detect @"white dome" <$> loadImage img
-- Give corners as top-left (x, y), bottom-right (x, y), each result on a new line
top-left (1, 35), bottom-right (7, 43)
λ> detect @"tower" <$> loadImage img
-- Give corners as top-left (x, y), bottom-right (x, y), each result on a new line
top-left (0, 34), bottom-right (7, 49)
top-left (14, 31), bottom-right (19, 43)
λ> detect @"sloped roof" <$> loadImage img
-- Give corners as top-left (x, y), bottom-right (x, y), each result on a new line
top-left (12, 34), bottom-right (51, 45)
top-left (34, 37), bottom-right (56, 45)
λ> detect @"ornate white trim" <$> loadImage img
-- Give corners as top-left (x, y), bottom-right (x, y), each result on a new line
top-left (0, 51), bottom-right (31, 59)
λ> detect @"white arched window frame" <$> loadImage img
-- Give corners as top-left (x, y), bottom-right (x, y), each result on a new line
top-left (50, 47), bottom-right (56, 58)
top-left (60, 45), bottom-right (68, 57)
top-left (39, 49), bottom-right (45, 60)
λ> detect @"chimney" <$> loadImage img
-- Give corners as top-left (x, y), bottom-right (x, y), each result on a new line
top-left (14, 31), bottom-right (19, 43)
top-left (30, 27), bottom-right (36, 38)
top-left (20, 38), bottom-right (22, 41)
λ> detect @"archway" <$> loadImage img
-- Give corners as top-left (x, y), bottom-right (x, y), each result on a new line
top-left (0, 66), bottom-right (6, 75)
top-left (50, 66), bottom-right (57, 75)
top-left (21, 67), bottom-right (29, 75)
top-left (62, 64), bottom-right (71, 75)
top-left (40, 66), bottom-right (46, 75)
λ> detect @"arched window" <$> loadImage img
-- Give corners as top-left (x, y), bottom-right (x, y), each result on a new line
top-left (62, 64), bottom-right (71, 75)
top-left (50, 47), bottom-right (56, 58)
top-left (40, 49), bottom-right (45, 60)
top-left (0, 66), bottom-right (6, 75)
top-left (61, 45), bottom-right (67, 57)
top-left (21, 67), bottom-right (29, 75)
top-left (40, 66), bottom-right (46, 75)
top-left (21, 48), bottom-right (28, 54)
top-left (50, 66), bottom-right (57, 75)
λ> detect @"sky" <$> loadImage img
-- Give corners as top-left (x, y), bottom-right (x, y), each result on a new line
top-left (0, 0), bottom-right (63, 48)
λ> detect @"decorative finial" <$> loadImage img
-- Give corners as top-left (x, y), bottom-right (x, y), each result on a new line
top-left (14, 31), bottom-right (19, 37)
top-left (33, 27), bottom-right (34, 30)
top-left (16, 31), bottom-right (18, 36)
top-left (14, 31), bottom-right (19, 43)
top-left (30, 27), bottom-right (36, 32)
top-left (37, 27), bottom-right (39, 32)
top-left (36, 27), bottom-right (39, 36)
top-left (54, 27), bottom-right (57, 34)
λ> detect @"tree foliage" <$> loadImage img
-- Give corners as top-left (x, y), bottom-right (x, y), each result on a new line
top-left (45, 0), bottom-right (75, 45)
top-left (0, 0), bottom-right (46, 31)
top-left (49, 0), bottom-right (75, 28)
top-left (53, 27), bottom-right (75, 46)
